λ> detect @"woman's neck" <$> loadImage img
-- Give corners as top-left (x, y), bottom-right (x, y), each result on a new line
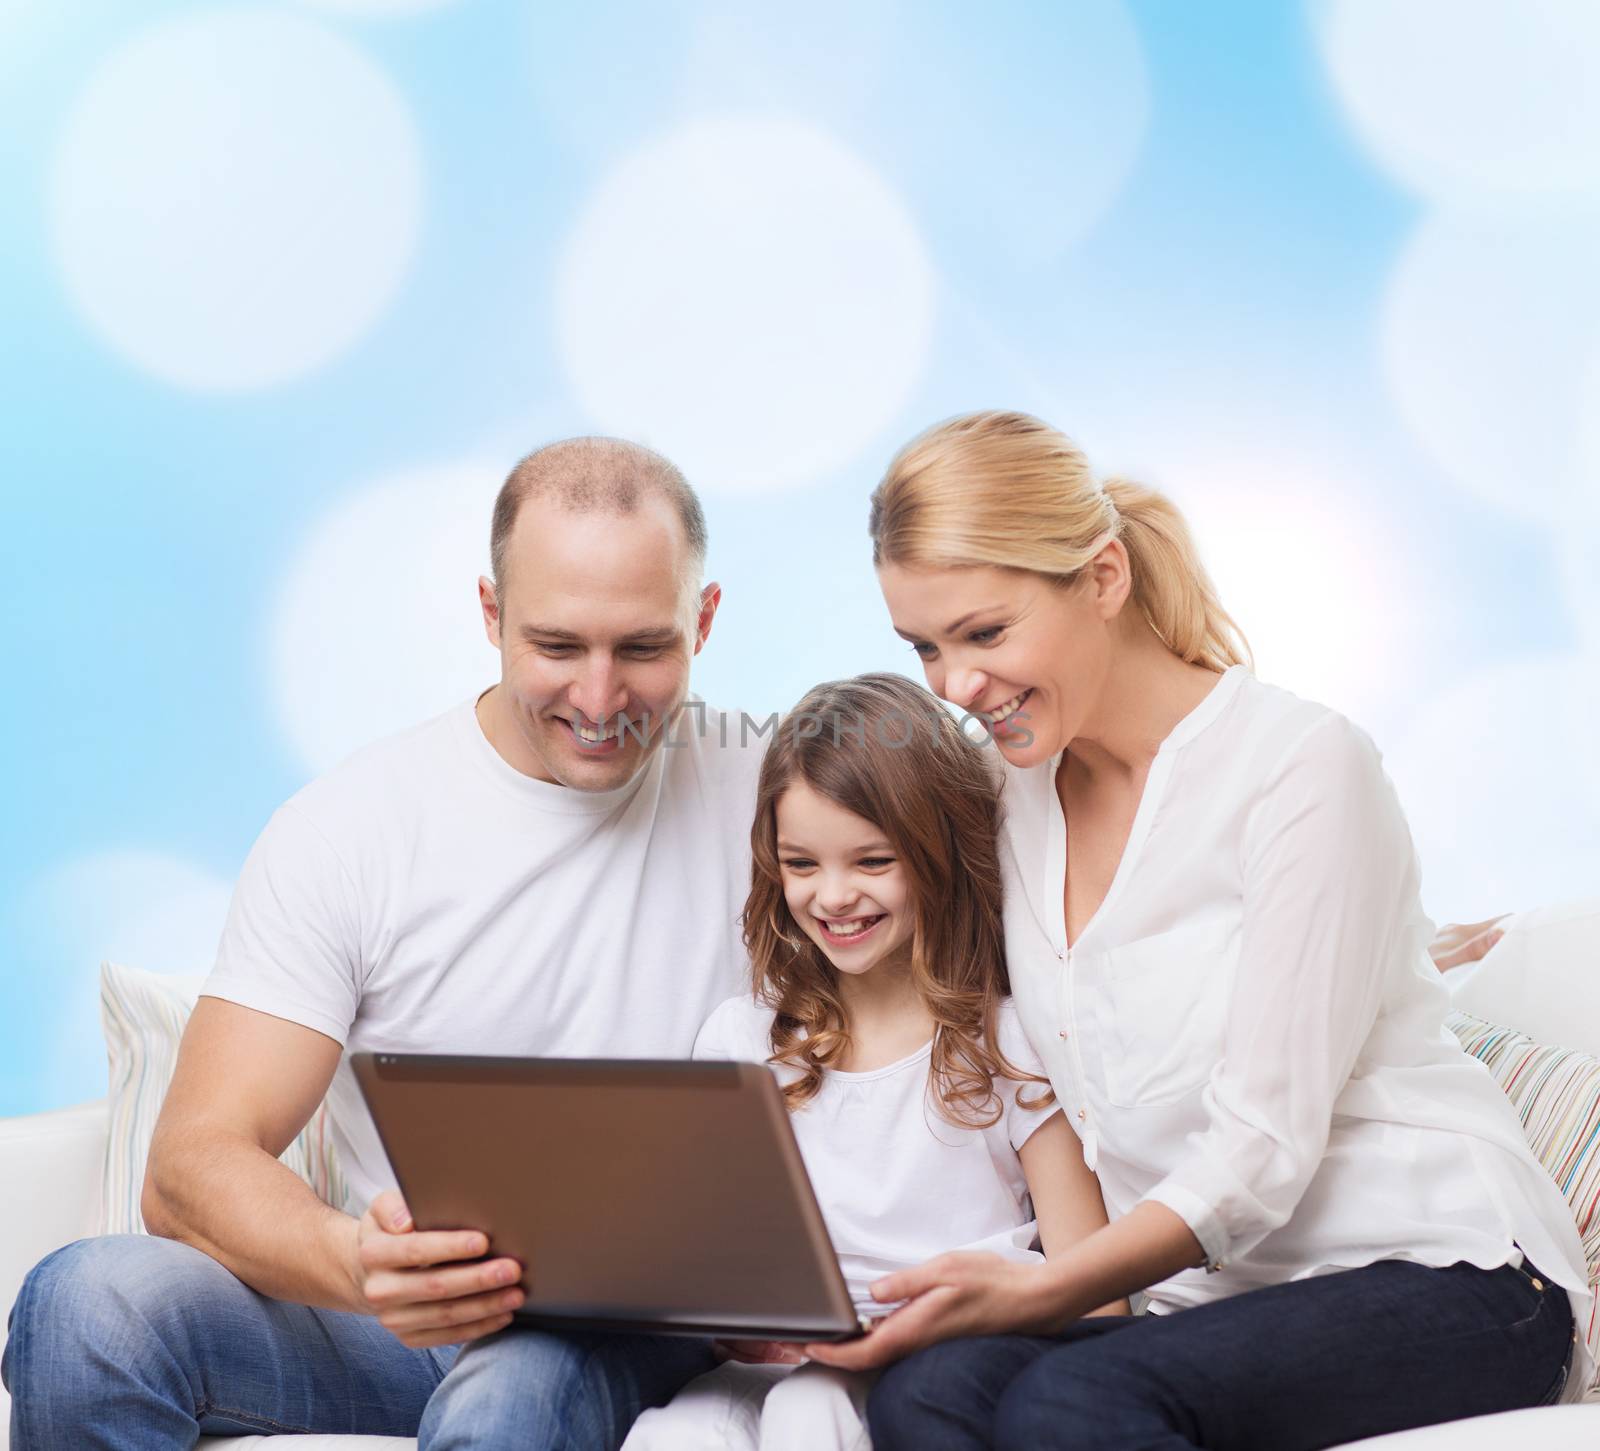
top-left (1071, 620), bottom-right (1225, 784)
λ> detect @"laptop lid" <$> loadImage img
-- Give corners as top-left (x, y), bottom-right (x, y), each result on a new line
top-left (351, 1053), bottom-right (864, 1342)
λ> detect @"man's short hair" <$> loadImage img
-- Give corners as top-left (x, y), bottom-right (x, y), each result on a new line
top-left (489, 437), bottom-right (708, 596)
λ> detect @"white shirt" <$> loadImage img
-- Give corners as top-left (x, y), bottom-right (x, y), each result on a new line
top-left (1000, 665), bottom-right (1593, 1394)
top-left (695, 995), bottom-right (1060, 1315)
top-left (203, 695), bottom-right (765, 1212)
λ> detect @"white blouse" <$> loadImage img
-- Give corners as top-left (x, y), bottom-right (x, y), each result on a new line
top-left (1000, 664), bottom-right (1593, 1396)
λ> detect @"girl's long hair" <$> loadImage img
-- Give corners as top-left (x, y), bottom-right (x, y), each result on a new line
top-left (744, 673), bottom-right (1051, 1126)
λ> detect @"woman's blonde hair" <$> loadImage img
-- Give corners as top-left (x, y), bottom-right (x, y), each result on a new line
top-left (745, 674), bottom-right (1051, 1126)
top-left (869, 410), bottom-right (1250, 673)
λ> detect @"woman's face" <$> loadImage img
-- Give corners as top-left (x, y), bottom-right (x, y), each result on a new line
top-left (877, 557), bottom-right (1125, 766)
top-left (775, 781), bottom-right (914, 978)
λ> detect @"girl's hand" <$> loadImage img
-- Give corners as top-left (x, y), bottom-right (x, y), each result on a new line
top-left (803, 1252), bottom-right (1064, 1372)
top-left (714, 1339), bottom-right (806, 1365)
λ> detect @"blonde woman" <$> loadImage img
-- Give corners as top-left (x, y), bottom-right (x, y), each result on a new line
top-left (807, 411), bottom-right (1592, 1449)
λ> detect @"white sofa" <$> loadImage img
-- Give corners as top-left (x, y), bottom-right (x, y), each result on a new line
top-left (4, 1100), bottom-right (1596, 1450)
top-left (7, 897), bottom-right (1600, 1449)
top-left (0, 1100), bottom-right (410, 1451)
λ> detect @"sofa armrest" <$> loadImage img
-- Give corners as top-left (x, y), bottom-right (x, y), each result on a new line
top-left (0, 1099), bottom-right (107, 1322)
top-left (0, 1099), bottom-right (108, 1451)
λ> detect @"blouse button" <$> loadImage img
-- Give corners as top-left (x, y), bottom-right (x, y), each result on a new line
top-left (1058, 1028), bottom-right (1069, 1039)
top-left (1077, 1108), bottom-right (1086, 1120)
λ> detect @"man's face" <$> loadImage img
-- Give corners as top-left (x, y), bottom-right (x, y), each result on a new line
top-left (481, 496), bottom-right (718, 792)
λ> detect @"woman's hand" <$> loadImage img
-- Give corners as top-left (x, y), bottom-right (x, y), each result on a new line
top-left (1428, 915), bottom-right (1510, 973)
top-left (804, 1252), bottom-right (1064, 1372)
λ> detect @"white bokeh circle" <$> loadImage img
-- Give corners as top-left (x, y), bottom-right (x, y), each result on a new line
top-left (297, 0), bottom-right (460, 14)
top-left (1319, 0), bottom-right (1600, 200)
top-left (272, 462), bottom-right (503, 774)
top-left (1379, 211), bottom-right (1600, 524)
top-left (31, 850), bottom-right (234, 1099)
top-left (556, 116), bottom-right (935, 494)
top-left (1563, 356), bottom-right (1600, 645)
top-left (677, 0), bottom-right (1149, 267)
top-left (50, 9), bottom-right (423, 391)
top-left (1384, 655), bottom-right (1600, 922)
top-left (1163, 452), bottom-right (1423, 730)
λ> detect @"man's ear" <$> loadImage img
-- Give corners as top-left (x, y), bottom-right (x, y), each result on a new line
top-left (693, 581), bottom-right (723, 655)
top-left (479, 575), bottom-right (503, 649)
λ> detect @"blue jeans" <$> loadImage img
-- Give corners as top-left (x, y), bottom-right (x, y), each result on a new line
top-left (868, 1258), bottom-right (1575, 1450)
top-left (3, 1236), bottom-right (717, 1450)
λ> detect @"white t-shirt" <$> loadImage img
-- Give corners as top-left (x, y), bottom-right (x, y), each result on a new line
top-left (203, 695), bottom-right (765, 1212)
top-left (694, 994), bottom-right (1062, 1314)
top-left (999, 664), bottom-right (1594, 1396)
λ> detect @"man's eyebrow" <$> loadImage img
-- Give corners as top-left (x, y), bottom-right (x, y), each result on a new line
top-left (518, 623), bottom-right (681, 644)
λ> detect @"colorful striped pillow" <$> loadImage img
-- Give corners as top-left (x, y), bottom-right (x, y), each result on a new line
top-left (1447, 1010), bottom-right (1600, 1390)
top-left (100, 960), bottom-right (348, 1234)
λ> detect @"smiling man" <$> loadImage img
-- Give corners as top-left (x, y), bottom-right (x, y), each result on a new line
top-left (3, 438), bottom-right (766, 1451)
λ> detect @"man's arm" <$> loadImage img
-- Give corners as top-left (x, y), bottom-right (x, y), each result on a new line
top-left (144, 997), bottom-right (525, 1346)
top-left (143, 997), bottom-right (359, 1306)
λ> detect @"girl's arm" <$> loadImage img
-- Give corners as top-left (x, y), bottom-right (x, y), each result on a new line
top-left (1017, 1113), bottom-right (1130, 1316)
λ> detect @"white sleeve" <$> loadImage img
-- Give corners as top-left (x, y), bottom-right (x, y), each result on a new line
top-left (995, 1000), bottom-right (1065, 1152)
top-left (692, 994), bottom-right (772, 1063)
top-left (1142, 715), bottom-right (1418, 1269)
top-left (200, 803), bottom-right (364, 1045)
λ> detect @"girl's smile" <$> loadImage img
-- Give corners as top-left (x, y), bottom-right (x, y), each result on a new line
top-left (814, 913), bottom-right (888, 948)
top-left (776, 780), bottom-right (913, 976)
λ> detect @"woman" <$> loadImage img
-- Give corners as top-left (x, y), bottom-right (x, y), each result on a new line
top-left (806, 411), bottom-right (1591, 1448)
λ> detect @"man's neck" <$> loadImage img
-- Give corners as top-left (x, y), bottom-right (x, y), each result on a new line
top-left (474, 685), bottom-right (559, 784)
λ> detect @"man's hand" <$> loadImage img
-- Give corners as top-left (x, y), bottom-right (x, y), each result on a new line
top-left (1429, 915), bottom-right (1510, 973)
top-left (351, 1190), bottom-right (526, 1349)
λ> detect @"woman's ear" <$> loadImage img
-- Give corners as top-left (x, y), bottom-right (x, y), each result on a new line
top-left (1090, 538), bottom-right (1134, 620)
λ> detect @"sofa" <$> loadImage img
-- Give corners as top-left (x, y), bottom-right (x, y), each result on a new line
top-left (4, 903), bottom-right (1599, 1449)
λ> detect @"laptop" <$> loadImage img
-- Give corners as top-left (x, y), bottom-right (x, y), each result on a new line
top-left (351, 1052), bottom-right (867, 1342)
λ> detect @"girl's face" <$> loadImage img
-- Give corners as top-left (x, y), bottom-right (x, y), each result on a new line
top-left (876, 556), bottom-right (1125, 767)
top-left (775, 780), bottom-right (914, 977)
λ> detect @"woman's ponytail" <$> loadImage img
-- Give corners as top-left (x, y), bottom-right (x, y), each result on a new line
top-left (1101, 476), bottom-right (1250, 672)
top-left (872, 411), bottom-right (1251, 673)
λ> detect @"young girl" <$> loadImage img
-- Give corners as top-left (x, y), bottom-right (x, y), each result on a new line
top-left (625, 674), bottom-right (1121, 1451)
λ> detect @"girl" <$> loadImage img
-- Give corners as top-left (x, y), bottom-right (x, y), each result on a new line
top-left (812, 410), bottom-right (1593, 1449)
top-left (625, 673), bottom-right (1122, 1451)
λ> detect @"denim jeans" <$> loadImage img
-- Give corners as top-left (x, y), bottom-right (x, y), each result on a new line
top-left (3, 1235), bottom-right (717, 1450)
top-left (868, 1257), bottom-right (1575, 1451)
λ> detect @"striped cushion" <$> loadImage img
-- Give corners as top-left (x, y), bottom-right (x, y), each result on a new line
top-left (100, 960), bottom-right (347, 1234)
top-left (1448, 1010), bottom-right (1600, 1389)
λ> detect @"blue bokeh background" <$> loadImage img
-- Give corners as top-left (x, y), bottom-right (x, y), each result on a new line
top-left (4, 0), bottom-right (1598, 1115)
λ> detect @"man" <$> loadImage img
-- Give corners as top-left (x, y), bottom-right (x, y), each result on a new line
top-left (3, 438), bottom-right (766, 1449)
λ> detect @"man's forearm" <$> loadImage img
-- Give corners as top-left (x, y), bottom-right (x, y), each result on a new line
top-left (143, 1125), bottom-right (363, 1311)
